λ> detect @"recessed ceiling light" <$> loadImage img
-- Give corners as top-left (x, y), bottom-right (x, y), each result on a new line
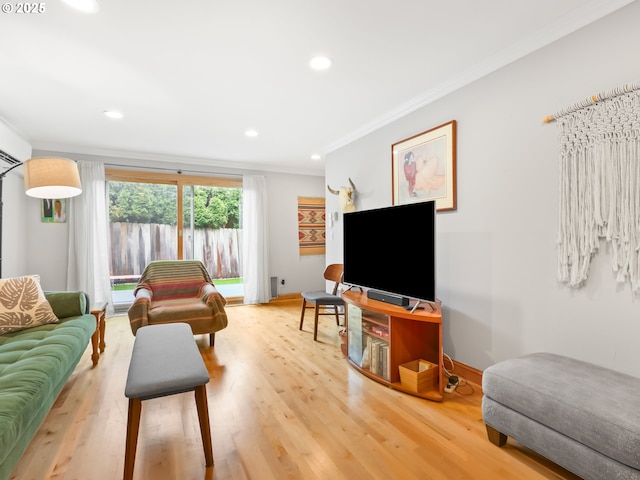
top-left (245, 129), bottom-right (258, 138)
top-left (104, 110), bottom-right (123, 119)
top-left (62, 0), bottom-right (100, 13)
top-left (309, 55), bottom-right (332, 71)
top-left (311, 154), bottom-right (321, 161)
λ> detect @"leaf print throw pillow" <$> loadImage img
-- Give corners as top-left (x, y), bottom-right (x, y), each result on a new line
top-left (0, 275), bottom-right (59, 334)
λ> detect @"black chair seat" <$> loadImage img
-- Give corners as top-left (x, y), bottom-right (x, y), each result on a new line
top-left (300, 291), bottom-right (343, 305)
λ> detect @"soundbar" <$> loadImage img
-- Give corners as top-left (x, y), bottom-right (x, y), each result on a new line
top-left (366, 289), bottom-right (409, 307)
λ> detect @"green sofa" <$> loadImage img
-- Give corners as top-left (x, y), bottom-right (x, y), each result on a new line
top-left (0, 291), bottom-right (98, 480)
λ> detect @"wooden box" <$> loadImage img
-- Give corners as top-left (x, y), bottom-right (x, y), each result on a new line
top-left (398, 359), bottom-right (438, 392)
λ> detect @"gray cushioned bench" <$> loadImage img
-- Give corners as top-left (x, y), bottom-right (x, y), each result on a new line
top-left (124, 323), bottom-right (213, 480)
top-left (482, 352), bottom-right (640, 480)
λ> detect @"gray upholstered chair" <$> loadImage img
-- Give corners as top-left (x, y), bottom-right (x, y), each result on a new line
top-left (299, 263), bottom-right (344, 341)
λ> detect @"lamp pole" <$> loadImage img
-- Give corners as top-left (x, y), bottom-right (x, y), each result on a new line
top-left (0, 162), bottom-right (24, 277)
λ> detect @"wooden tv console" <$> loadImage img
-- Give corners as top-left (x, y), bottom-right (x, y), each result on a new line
top-left (342, 290), bottom-right (443, 401)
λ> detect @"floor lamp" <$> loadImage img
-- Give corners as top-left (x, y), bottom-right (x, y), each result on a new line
top-left (0, 155), bottom-right (82, 277)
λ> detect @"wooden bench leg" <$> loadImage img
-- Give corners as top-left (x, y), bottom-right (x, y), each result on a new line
top-left (91, 328), bottom-right (99, 366)
top-left (99, 311), bottom-right (106, 352)
top-left (124, 398), bottom-right (142, 480)
top-left (194, 385), bottom-right (214, 466)
top-left (91, 304), bottom-right (108, 357)
top-left (486, 424), bottom-right (508, 447)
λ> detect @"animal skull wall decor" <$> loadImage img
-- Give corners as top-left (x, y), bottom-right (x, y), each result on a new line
top-left (327, 177), bottom-right (356, 212)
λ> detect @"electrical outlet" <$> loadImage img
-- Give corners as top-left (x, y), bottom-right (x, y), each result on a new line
top-left (280, 279), bottom-right (285, 285)
top-left (445, 376), bottom-right (459, 394)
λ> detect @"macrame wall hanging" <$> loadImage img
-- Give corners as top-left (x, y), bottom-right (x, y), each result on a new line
top-left (545, 81), bottom-right (640, 293)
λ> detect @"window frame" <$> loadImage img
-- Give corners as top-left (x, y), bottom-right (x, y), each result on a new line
top-left (105, 168), bottom-right (242, 259)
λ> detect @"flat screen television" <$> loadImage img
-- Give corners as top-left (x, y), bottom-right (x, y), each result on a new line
top-left (343, 201), bottom-right (436, 306)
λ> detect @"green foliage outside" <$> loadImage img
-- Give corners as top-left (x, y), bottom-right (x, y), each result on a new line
top-left (108, 182), bottom-right (241, 229)
top-left (109, 182), bottom-right (177, 224)
top-left (187, 186), bottom-right (241, 229)
top-left (112, 277), bottom-right (242, 291)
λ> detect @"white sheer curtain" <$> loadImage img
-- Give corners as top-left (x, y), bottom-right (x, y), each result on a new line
top-left (67, 160), bottom-right (114, 315)
top-left (242, 174), bottom-right (270, 304)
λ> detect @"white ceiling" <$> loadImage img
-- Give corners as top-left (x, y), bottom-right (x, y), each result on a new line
top-left (0, 0), bottom-right (635, 175)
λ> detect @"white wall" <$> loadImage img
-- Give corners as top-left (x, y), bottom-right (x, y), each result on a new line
top-left (0, 120), bottom-right (31, 278)
top-left (24, 150), bottom-right (327, 294)
top-left (266, 171), bottom-right (328, 296)
top-left (25, 196), bottom-right (69, 290)
top-left (326, 2), bottom-right (640, 376)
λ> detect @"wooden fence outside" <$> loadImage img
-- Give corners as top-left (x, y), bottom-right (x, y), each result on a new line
top-left (109, 222), bottom-right (242, 279)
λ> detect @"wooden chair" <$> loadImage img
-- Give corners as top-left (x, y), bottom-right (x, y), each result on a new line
top-left (299, 264), bottom-right (344, 341)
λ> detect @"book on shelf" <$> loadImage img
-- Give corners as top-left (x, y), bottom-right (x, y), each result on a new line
top-left (366, 336), bottom-right (389, 379)
top-left (370, 338), bottom-right (377, 374)
top-left (362, 320), bottom-right (389, 339)
top-left (371, 325), bottom-right (389, 338)
top-left (381, 344), bottom-right (389, 380)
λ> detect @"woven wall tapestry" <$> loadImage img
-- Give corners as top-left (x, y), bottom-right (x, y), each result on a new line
top-left (555, 86), bottom-right (640, 292)
top-left (298, 196), bottom-right (326, 256)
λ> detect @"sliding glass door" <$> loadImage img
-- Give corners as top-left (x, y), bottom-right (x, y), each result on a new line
top-left (108, 180), bottom-right (177, 308)
top-left (182, 184), bottom-right (243, 298)
top-left (106, 170), bottom-right (243, 309)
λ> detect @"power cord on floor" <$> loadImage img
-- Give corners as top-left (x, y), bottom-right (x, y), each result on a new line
top-left (443, 352), bottom-right (454, 377)
top-left (442, 352), bottom-right (474, 395)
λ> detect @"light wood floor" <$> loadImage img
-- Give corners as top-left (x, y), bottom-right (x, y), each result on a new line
top-left (9, 300), bottom-right (581, 480)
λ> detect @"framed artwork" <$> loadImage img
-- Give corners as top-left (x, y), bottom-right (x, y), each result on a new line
top-left (41, 198), bottom-right (67, 223)
top-left (392, 120), bottom-right (457, 211)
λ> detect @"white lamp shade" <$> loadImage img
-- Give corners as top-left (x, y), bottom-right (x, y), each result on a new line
top-left (23, 157), bottom-right (82, 199)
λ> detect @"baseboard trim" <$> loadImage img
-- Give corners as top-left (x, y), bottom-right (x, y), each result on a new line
top-left (448, 359), bottom-right (483, 387)
top-left (270, 293), bottom-right (301, 302)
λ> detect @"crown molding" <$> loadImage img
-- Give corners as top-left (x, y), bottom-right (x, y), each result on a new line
top-left (31, 142), bottom-right (325, 177)
top-left (323, 0), bottom-right (636, 155)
